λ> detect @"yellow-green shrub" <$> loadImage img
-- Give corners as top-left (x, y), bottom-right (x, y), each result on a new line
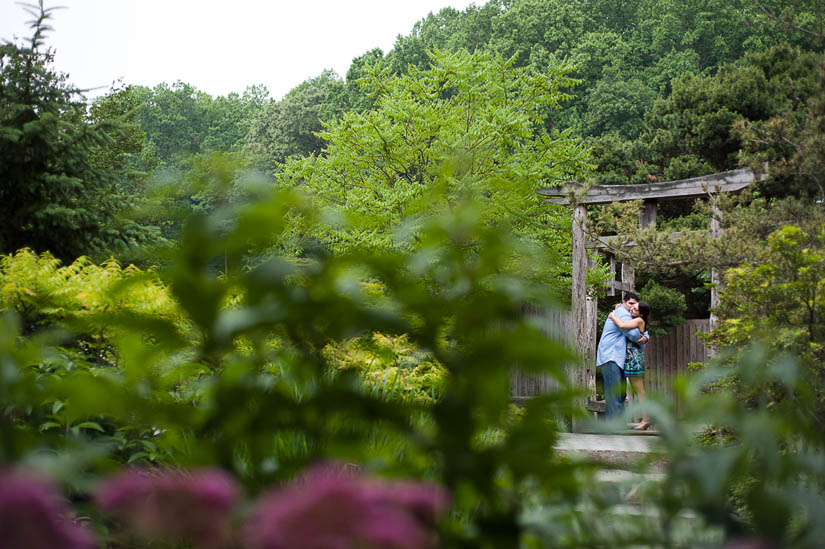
top-left (324, 332), bottom-right (447, 404)
top-left (0, 248), bottom-right (187, 339)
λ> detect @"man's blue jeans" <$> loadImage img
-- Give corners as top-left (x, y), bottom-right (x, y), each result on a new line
top-left (599, 361), bottom-right (624, 417)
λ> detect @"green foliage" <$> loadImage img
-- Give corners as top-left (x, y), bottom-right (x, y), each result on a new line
top-left (638, 279), bottom-right (687, 335)
top-left (742, 0), bottom-right (825, 51)
top-left (2, 164), bottom-right (825, 547)
top-left (87, 84), bottom-right (149, 192)
top-left (4, 2), bottom-right (825, 546)
top-left (582, 71), bottom-right (657, 139)
top-left (647, 344), bottom-right (825, 547)
top-left (134, 151), bottom-right (256, 246)
top-left (0, 248), bottom-right (183, 335)
top-left (733, 47), bottom-right (825, 201)
top-left (598, 194), bottom-right (825, 283)
top-left (244, 71), bottom-right (349, 172)
top-left (708, 224), bottom-right (825, 425)
top-left (0, 247), bottom-right (191, 465)
top-left (646, 44), bottom-right (824, 180)
top-left (278, 49), bottom-right (587, 291)
top-left (586, 134), bottom-right (657, 186)
top-left (324, 332), bottom-right (447, 404)
top-left (1, 181), bottom-right (583, 545)
top-left (0, 3), bottom-right (154, 262)
top-left (367, 0), bottom-right (816, 144)
top-left (135, 81), bottom-right (267, 166)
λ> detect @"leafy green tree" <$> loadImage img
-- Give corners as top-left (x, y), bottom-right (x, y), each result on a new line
top-left (637, 278), bottom-right (687, 335)
top-left (0, 3), bottom-right (152, 261)
top-left (244, 71), bottom-right (347, 172)
top-left (342, 47), bottom-right (385, 113)
top-left (87, 84), bottom-right (151, 193)
top-left (567, 31), bottom-right (635, 86)
top-left (202, 85), bottom-right (269, 152)
top-left (134, 81), bottom-right (211, 164)
top-left (583, 69), bottom-right (657, 139)
top-left (488, 0), bottom-right (588, 66)
top-left (642, 44), bottom-right (816, 174)
top-left (634, 0), bottom-right (755, 72)
top-left (279, 49), bottom-right (587, 287)
top-left (583, 133), bottom-right (657, 185)
top-left (743, 0), bottom-right (825, 50)
top-left (711, 224), bottom-right (825, 375)
top-left (733, 47), bottom-right (825, 201)
top-left (135, 81), bottom-right (267, 166)
top-left (386, 3), bottom-right (502, 74)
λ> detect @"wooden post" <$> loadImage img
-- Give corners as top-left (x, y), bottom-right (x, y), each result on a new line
top-left (709, 203), bottom-right (722, 333)
top-left (607, 253), bottom-right (616, 296)
top-left (571, 205), bottom-right (593, 430)
top-left (585, 255), bottom-right (598, 393)
top-left (571, 205), bottom-right (590, 358)
top-left (640, 200), bottom-right (657, 229)
top-left (621, 262), bottom-right (635, 294)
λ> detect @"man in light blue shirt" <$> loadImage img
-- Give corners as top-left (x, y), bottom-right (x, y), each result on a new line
top-left (596, 292), bottom-right (649, 417)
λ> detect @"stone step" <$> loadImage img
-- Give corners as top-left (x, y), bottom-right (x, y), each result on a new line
top-left (555, 432), bottom-right (659, 453)
top-left (555, 432), bottom-right (666, 479)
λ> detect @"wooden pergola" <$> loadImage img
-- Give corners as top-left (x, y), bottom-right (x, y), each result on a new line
top-left (537, 167), bottom-right (765, 407)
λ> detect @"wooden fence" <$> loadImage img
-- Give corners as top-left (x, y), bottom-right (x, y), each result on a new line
top-left (510, 308), bottom-right (711, 405)
top-left (509, 305), bottom-right (573, 400)
top-left (642, 318), bottom-right (711, 405)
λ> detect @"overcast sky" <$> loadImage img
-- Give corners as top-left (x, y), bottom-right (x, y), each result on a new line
top-left (1, 0), bottom-right (477, 100)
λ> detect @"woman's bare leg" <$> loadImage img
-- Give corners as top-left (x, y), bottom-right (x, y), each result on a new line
top-left (628, 377), bottom-right (651, 428)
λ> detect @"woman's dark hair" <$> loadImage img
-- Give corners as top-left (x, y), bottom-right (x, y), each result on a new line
top-left (637, 301), bottom-right (651, 328)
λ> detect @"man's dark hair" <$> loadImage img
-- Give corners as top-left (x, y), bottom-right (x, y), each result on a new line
top-left (623, 292), bottom-right (639, 302)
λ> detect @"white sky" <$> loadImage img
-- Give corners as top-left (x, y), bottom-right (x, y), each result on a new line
top-left (1, 0), bottom-right (478, 100)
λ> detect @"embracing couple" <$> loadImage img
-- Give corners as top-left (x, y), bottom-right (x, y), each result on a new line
top-left (596, 292), bottom-right (652, 431)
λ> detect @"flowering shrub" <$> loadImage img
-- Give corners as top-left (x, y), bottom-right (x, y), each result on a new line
top-left (0, 470), bottom-right (94, 549)
top-left (0, 465), bottom-right (445, 548)
top-left (244, 462), bottom-right (448, 549)
top-left (95, 467), bottom-right (239, 546)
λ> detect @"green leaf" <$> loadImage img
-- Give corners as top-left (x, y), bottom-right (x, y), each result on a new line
top-left (74, 421), bottom-right (105, 432)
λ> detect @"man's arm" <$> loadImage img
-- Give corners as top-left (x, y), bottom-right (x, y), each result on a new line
top-left (613, 307), bottom-right (643, 343)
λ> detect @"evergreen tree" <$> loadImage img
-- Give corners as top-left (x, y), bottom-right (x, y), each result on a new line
top-left (0, 2), bottom-right (152, 261)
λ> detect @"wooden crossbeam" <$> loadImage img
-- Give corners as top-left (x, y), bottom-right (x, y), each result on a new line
top-left (587, 231), bottom-right (685, 250)
top-left (538, 167), bottom-right (764, 205)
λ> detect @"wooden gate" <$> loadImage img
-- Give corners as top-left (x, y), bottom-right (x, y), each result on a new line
top-left (642, 318), bottom-right (711, 406)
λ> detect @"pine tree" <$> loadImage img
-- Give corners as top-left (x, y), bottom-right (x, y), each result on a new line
top-left (0, 1), bottom-right (152, 262)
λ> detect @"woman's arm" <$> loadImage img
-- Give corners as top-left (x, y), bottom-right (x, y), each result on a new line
top-left (608, 311), bottom-right (643, 330)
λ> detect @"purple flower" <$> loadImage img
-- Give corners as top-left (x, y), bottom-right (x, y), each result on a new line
top-left (94, 467), bottom-right (239, 546)
top-left (0, 470), bottom-right (95, 549)
top-left (244, 462), bottom-right (449, 549)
